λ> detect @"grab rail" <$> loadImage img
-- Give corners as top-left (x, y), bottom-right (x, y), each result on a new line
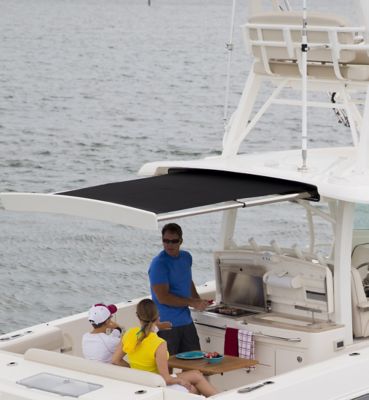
top-left (0, 330), bottom-right (33, 341)
top-left (253, 331), bottom-right (302, 343)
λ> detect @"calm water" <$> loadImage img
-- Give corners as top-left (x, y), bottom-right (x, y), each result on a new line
top-left (0, 0), bottom-right (360, 333)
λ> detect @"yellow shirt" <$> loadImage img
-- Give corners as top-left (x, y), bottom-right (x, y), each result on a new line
top-left (122, 327), bottom-right (168, 373)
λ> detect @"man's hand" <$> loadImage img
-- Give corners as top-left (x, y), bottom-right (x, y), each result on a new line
top-left (157, 321), bottom-right (172, 330)
top-left (107, 319), bottom-right (121, 331)
top-left (189, 298), bottom-right (209, 311)
top-left (152, 283), bottom-right (210, 311)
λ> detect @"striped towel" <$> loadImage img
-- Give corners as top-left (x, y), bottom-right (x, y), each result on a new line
top-left (238, 330), bottom-right (255, 363)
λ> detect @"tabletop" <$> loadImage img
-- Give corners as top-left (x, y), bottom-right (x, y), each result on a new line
top-left (168, 354), bottom-right (258, 376)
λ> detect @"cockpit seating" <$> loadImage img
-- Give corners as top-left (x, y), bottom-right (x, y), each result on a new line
top-left (351, 267), bottom-right (369, 338)
top-left (352, 243), bottom-right (369, 295)
top-left (351, 243), bottom-right (369, 337)
top-left (352, 243), bottom-right (369, 277)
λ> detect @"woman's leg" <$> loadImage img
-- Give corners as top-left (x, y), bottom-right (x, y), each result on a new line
top-left (177, 370), bottom-right (218, 397)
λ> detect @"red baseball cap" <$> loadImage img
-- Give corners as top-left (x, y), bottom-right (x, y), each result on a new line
top-left (88, 303), bottom-right (117, 324)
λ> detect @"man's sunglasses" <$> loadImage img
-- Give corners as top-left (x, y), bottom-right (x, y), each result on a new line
top-left (162, 238), bottom-right (181, 244)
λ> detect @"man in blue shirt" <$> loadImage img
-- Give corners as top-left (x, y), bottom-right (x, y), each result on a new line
top-left (148, 223), bottom-right (209, 355)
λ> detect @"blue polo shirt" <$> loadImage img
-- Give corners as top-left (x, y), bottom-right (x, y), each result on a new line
top-left (148, 250), bottom-right (193, 327)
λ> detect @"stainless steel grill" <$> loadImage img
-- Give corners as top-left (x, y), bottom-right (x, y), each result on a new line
top-left (206, 305), bottom-right (257, 317)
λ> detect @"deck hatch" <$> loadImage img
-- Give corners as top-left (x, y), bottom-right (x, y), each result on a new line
top-left (17, 372), bottom-right (102, 397)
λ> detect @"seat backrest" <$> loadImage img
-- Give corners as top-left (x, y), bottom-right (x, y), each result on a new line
top-left (24, 348), bottom-right (166, 387)
top-left (246, 11), bottom-right (355, 61)
top-left (351, 267), bottom-right (369, 338)
top-left (243, 10), bottom-right (363, 80)
top-left (352, 243), bottom-right (369, 279)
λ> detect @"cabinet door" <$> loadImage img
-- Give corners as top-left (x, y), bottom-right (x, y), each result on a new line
top-left (198, 329), bottom-right (225, 353)
top-left (276, 348), bottom-right (306, 375)
top-left (253, 342), bottom-right (275, 379)
top-left (196, 325), bottom-right (225, 353)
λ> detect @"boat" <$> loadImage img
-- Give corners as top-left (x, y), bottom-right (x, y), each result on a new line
top-left (2, 0), bottom-right (369, 398)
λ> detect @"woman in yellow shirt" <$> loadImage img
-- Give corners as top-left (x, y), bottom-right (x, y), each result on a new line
top-left (112, 299), bottom-right (217, 397)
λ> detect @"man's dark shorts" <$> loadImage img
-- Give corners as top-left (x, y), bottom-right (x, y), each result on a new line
top-left (158, 322), bottom-right (200, 355)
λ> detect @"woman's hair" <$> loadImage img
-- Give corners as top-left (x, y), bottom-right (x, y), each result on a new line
top-left (136, 299), bottom-right (159, 344)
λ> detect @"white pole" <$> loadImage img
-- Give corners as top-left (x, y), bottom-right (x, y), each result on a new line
top-left (356, 85), bottom-right (369, 171)
top-left (333, 201), bottom-right (354, 346)
top-left (299, 0), bottom-right (308, 171)
top-left (223, 0), bottom-right (237, 126)
top-left (357, 0), bottom-right (369, 171)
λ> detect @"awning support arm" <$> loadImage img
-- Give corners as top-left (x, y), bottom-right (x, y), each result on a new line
top-left (157, 192), bottom-right (312, 222)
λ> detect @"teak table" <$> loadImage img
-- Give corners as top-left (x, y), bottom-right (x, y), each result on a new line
top-left (168, 354), bottom-right (258, 376)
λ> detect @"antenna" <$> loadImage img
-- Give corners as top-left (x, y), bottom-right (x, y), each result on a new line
top-left (299, 0), bottom-right (308, 171)
top-left (223, 0), bottom-right (237, 126)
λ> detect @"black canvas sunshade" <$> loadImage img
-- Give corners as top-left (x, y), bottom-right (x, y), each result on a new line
top-left (58, 168), bottom-right (319, 214)
top-left (0, 168), bottom-right (319, 230)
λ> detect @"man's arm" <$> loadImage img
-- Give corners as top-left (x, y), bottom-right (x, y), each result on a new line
top-left (152, 283), bottom-right (209, 311)
top-left (191, 281), bottom-right (200, 299)
top-left (191, 280), bottom-right (208, 310)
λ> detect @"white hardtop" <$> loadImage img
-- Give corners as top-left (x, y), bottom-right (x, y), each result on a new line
top-left (139, 146), bottom-right (369, 204)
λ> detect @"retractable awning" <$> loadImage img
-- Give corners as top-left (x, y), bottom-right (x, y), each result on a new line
top-left (0, 168), bottom-right (319, 230)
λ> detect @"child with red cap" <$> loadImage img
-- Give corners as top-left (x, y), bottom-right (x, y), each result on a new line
top-left (82, 303), bottom-right (128, 366)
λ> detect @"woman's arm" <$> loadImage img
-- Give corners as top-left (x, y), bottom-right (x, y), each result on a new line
top-left (155, 342), bottom-right (192, 390)
top-left (112, 343), bottom-right (129, 367)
